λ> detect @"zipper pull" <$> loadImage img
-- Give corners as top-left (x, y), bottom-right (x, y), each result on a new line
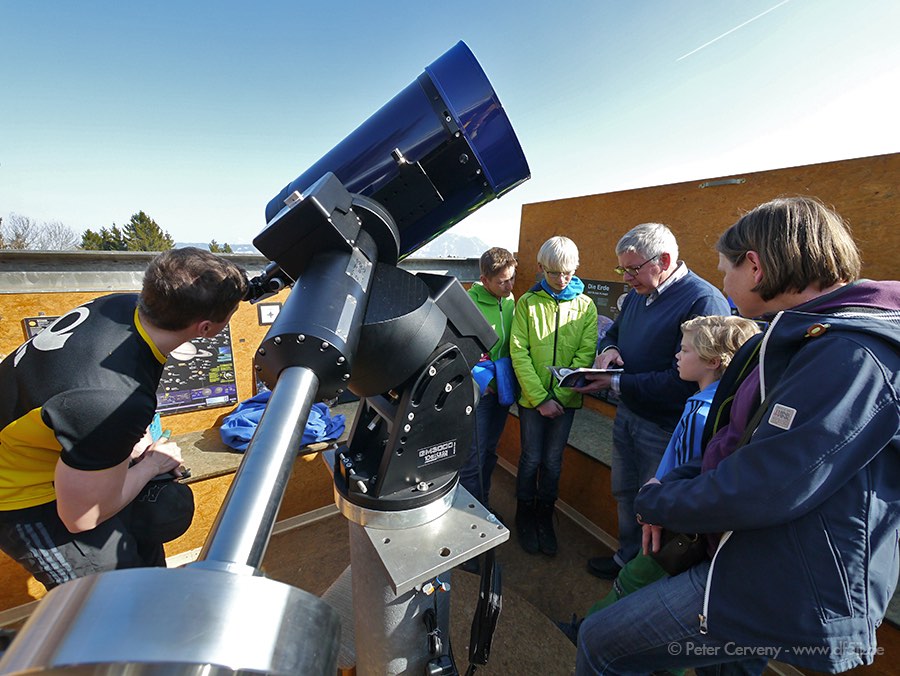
top-left (699, 614), bottom-right (708, 635)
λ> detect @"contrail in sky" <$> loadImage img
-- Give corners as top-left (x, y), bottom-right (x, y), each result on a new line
top-left (676, 0), bottom-right (793, 61)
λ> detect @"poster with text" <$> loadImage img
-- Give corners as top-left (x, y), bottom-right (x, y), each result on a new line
top-left (156, 325), bottom-right (238, 415)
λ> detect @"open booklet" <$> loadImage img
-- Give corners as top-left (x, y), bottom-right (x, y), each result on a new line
top-left (547, 366), bottom-right (623, 388)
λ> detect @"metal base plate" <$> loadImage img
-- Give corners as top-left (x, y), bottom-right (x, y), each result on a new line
top-left (361, 485), bottom-right (509, 594)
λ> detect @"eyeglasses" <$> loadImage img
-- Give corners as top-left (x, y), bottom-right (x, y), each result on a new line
top-left (615, 254), bottom-right (660, 277)
top-left (544, 270), bottom-right (575, 278)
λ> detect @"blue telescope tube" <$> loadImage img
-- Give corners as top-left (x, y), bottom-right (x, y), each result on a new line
top-left (264, 41), bottom-right (529, 258)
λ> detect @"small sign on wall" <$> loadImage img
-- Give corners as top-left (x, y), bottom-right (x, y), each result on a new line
top-left (22, 316), bottom-right (60, 340)
top-left (257, 302), bottom-right (282, 325)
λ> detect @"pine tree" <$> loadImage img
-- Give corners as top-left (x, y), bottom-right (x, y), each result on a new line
top-left (81, 225), bottom-right (128, 251)
top-left (208, 240), bottom-right (234, 254)
top-left (123, 211), bottom-right (174, 251)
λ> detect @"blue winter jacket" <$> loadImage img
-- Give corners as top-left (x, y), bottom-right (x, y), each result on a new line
top-left (635, 281), bottom-right (900, 672)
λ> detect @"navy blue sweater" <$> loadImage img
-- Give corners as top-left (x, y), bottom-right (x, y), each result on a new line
top-left (599, 271), bottom-right (730, 429)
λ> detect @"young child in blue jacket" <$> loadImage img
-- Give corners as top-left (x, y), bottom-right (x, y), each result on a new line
top-left (587, 314), bottom-right (760, 613)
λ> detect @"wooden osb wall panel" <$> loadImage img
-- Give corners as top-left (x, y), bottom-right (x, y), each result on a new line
top-left (515, 153), bottom-right (899, 305)
top-left (0, 287), bottom-right (292, 435)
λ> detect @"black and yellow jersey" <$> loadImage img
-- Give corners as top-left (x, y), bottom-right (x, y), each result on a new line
top-left (0, 294), bottom-right (167, 511)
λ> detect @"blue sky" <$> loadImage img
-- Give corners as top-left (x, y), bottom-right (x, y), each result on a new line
top-left (2, 0), bottom-right (899, 252)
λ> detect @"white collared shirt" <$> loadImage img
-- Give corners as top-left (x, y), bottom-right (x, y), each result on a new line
top-left (646, 261), bottom-right (688, 306)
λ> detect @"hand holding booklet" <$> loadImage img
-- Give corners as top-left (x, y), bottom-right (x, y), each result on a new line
top-left (547, 365), bottom-right (623, 388)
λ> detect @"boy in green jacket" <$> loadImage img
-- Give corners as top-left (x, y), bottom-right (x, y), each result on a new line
top-left (460, 247), bottom-right (518, 517)
top-left (511, 236), bottom-right (598, 555)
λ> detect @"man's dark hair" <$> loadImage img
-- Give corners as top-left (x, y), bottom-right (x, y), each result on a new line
top-left (139, 247), bottom-right (248, 330)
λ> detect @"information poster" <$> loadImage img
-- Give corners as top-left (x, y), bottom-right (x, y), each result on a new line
top-left (21, 315), bottom-right (238, 415)
top-left (156, 325), bottom-right (238, 415)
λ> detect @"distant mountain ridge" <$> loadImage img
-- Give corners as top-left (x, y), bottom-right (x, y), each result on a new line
top-left (177, 232), bottom-right (490, 259)
top-left (405, 232), bottom-right (490, 259)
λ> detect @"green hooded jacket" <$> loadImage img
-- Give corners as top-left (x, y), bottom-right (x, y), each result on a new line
top-left (467, 282), bottom-right (515, 362)
top-left (510, 285), bottom-right (598, 409)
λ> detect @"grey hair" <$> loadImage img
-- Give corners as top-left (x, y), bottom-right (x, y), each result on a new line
top-left (616, 223), bottom-right (678, 261)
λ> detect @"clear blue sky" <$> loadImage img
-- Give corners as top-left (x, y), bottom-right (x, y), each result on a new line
top-left (2, 0), bottom-right (899, 252)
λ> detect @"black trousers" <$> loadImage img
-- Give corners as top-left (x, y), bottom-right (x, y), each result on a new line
top-left (0, 500), bottom-right (165, 590)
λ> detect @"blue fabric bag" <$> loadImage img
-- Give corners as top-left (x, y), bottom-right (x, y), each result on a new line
top-left (493, 356), bottom-right (517, 407)
top-left (470, 356), bottom-right (518, 407)
top-left (219, 391), bottom-right (346, 453)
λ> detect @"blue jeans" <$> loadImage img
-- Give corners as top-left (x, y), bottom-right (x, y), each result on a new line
top-left (611, 403), bottom-right (672, 565)
top-left (577, 560), bottom-right (767, 676)
top-left (516, 405), bottom-right (576, 503)
top-left (459, 391), bottom-right (510, 507)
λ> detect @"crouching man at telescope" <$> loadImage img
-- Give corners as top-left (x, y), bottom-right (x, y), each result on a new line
top-left (0, 248), bottom-right (248, 590)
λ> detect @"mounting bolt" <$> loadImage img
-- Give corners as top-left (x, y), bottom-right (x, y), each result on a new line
top-left (273, 336), bottom-right (281, 345)
top-left (297, 334), bottom-right (306, 342)
top-left (407, 412), bottom-right (415, 421)
top-left (444, 383), bottom-right (452, 393)
top-left (465, 406), bottom-right (473, 415)
top-left (417, 481), bottom-right (429, 492)
top-left (342, 373), bottom-right (350, 381)
top-left (321, 341), bottom-right (330, 351)
top-left (337, 356), bottom-right (346, 364)
top-left (404, 423), bottom-right (411, 433)
top-left (428, 366), bottom-right (437, 376)
top-left (258, 348), bottom-right (266, 356)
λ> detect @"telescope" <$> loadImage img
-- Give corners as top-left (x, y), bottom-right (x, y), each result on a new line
top-left (0, 41), bottom-right (529, 676)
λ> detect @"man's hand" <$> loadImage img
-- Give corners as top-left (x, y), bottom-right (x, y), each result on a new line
top-left (573, 348), bottom-right (624, 393)
top-left (595, 348), bottom-right (624, 370)
top-left (136, 437), bottom-right (183, 477)
top-left (573, 373), bottom-right (612, 393)
top-left (537, 399), bottom-right (564, 419)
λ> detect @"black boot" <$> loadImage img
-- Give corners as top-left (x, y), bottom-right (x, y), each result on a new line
top-left (536, 500), bottom-right (558, 556)
top-left (516, 499), bottom-right (539, 554)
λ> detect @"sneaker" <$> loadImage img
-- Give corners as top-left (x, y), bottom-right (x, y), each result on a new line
top-left (587, 556), bottom-right (622, 579)
top-left (555, 613), bottom-right (582, 646)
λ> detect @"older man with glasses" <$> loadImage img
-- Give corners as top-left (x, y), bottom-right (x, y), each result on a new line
top-left (575, 222), bottom-right (730, 580)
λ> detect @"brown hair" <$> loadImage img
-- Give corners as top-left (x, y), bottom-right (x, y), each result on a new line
top-left (716, 196), bottom-right (861, 301)
top-left (681, 315), bottom-right (761, 376)
top-left (479, 247), bottom-right (517, 278)
top-left (139, 247), bottom-right (248, 330)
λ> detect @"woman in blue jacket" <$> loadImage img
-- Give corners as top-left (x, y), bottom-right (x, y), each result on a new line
top-left (577, 196), bottom-right (900, 675)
